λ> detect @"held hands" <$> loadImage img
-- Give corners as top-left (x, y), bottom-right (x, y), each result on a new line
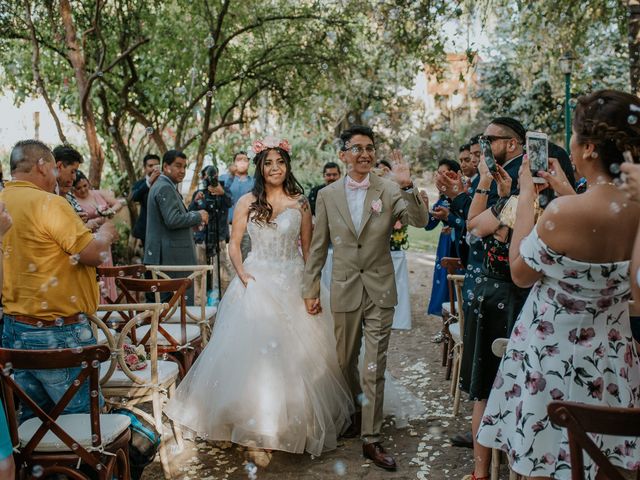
top-left (198, 210), bottom-right (209, 224)
top-left (149, 168), bottom-right (161, 185)
top-left (537, 158), bottom-right (575, 196)
top-left (304, 298), bottom-right (322, 315)
top-left (432, 205), bottom-right (449, 221)
top-left (621, 163), bottom-right (640, 202)
top-left (238, 271), bottom-right (256, 287)
top-left (208, 185), bottom-right (225, 196)
top-left (389, 150), bottom-right (412, 188)
top-left (436, 170), bottom-right (464, 199)
top-left (494, 165), bottom-right (512, 198)
top-left (518, 155), bottom-right (548, 197)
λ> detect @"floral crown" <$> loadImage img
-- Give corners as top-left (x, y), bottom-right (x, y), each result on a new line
top-left (252, 135), bottom-right (291, 155)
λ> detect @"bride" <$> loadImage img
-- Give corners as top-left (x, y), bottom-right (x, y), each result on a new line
top-left (164, 137), bottom-right (354, 456)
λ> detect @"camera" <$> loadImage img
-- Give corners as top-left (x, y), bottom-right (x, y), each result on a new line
top-left (200, 165), bottom-right (219, 190)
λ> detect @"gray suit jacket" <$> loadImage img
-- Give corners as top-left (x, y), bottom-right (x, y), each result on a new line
top-left (143, 175), bottom-right (201, 265)
top-left (302, 174), bottom-right (428, 312)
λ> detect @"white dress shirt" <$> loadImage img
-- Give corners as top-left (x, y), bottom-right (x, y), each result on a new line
top-left (345, 174), bottom-right (369, 232)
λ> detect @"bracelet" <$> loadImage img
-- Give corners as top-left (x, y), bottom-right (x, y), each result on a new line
top-left (475, 188), bottom-right (490, 195)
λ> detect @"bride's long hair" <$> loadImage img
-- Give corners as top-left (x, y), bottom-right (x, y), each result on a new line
top-left (249, 147), bottom-right (304, 225)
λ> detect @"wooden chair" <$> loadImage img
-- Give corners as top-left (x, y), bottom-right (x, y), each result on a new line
top-left (548, 401), bottom-right (640, 480)
top-left (440, 257), bottom-right (464, 373)
top-left (87, 303), bottom-right (179, 479)
top-left (447, 273), bottom-right (465, 416)
top-left (115, 277), bottom-right (202, 378)
top-left (146, 265), bottom-right (217, 345)
top-left (97, 265), bottom-right (147, 305)
top-left (0, 345), bottom-right (131, 479)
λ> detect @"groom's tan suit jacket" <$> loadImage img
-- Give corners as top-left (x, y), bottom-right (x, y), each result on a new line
top-left (303, 173), bottom-right (428, 311)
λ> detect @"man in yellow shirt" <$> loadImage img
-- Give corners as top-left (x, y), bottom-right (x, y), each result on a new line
top-left (1, 139), bottom-right (115, 420)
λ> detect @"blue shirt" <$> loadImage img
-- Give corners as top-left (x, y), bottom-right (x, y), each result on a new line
top-left (221, 174), bottom-right (255, 222)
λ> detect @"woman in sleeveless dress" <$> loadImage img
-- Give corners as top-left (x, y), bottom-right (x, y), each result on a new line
top-left (164, 138), bottom-right (354, 456)
top-left (477, 90), bottom-right (640, 480)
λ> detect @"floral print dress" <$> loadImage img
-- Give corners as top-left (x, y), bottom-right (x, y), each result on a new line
top-left (477, 227), bottom-right (640, 479)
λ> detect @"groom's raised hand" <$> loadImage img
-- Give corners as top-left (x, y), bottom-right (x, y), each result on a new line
top-left (304, 298), bottom-right (322, 315)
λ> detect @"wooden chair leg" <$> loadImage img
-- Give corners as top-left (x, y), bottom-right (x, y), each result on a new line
top-left (168, 383), bottom-right (184, 451)
top-left (441, 334), bottom-right (448, 367)
top-left (445, 338), bottom-right (454, 380)
top-left (153, 389), bottom-right (172, 479)
top-left (452, 346), bottom-right (463, 416)
top-left (491, 448), bottom-right (500, 480)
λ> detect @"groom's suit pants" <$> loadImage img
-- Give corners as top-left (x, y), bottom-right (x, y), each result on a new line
top-left (333, 289), bottom-right (394, 444)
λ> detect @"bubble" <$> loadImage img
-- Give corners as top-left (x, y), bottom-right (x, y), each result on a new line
top-left (27, 263), bottom-right (37, 272)
top-left (497, 303), bottom-right (505, 310)
top-left (475, 277), bottom-right (482, 284)
top-left (54, 318), bottom-right (64, 327)
top-left (96, 71), bottom-right (103, 77)
top-left (367, 362), bottom-right (376, 371)
top-left (174, 86), bottom-right (187, 95)
top-left (204, 34), bottom-right (215, 49)
top-left (333, 460), bottom-right (347, 475)
top-left (610, 202), bottom-right (621, 214)
top-left (334, 236), bottom-right (342, 245)
top-left (629, 115), bottom-right (638, 125)
top-left (342, 46), bottom-right (348, 53)
top-left (321, 63), bottom-right (328, 70)
top-left (32, 465), bottom-right (44, 477)
top-left (247, 418), bottom-right (256, 427)
top-left (91, 433), bottom-right (99, 443)
top-left (91, 360), bottom-right (100, 368)
top-left (468, 292), bottom-right (475, 300)
top-left (150, 285), bottom-right (158, 292)
top-left (73, 379), bottom-right (81, 387)
top-left (610, 163), bottom-right (621, 175)
top-left (357, 393), bottom-right (370, 406)
top-left (145, 127), bottom-right (154, 135)
top-left (69, 254), bottom-right (80, 265)
top-left (72, 442), bottom-right (79, 450)
top-left (73, 346), bottom-right (83, 354)
top-left (96, 464), bottom-right (103, 471)
top-left (90, 390), bottom-right (98, 397)
top-left (49, 277), bottom-right (59, 287)
top-left (36, 321), bottom-right (43, 328)
top-left (70, 295), bottom-right (77, 303)
top-left (40, 301), bottom-right (48, 310)
top-left (81, 361), bottom-right (88, 369)
top-left (494, 283), bottom-right (499, 289)
top-left (2, 363), bottom-right (12, 376)
top-left (591, 152), bottom-right (599, 159)
top-left (206, 90), bottom-right (213, 97)
top-left (544, 220), bottom-right (555, 230)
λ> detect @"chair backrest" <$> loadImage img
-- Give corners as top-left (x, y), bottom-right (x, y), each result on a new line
top-left (0, 345), bottom-right (110, 474)
top-left (441, 257), bottom-right (463, 316)
top-left (115, 278), bottom-right (193, 347)
top-left (547, 401), bottom-right (640, 480)
top-left (97, 265), bottom-right (147, 305)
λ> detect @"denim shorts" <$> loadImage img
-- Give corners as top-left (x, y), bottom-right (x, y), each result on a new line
top-left (2, 315), bottom-right (104, 422)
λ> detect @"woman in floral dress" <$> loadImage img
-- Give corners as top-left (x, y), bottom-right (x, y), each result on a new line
top-left (477, 89), bottom-right (640, 480)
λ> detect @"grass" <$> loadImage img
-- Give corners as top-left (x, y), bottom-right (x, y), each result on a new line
top-left (407, 226), bottom-right (441, 253)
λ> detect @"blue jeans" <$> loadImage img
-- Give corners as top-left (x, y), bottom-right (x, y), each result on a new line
top-left (2, 315), bottom-right (104, 422)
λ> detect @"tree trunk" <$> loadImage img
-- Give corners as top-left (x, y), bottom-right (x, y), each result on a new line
top-left (629, 1), bottom-right (640, 96)
top-left (59, 0), bottom-right (106, 187)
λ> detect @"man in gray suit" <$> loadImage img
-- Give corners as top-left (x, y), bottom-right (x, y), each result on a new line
top-left (144, 150), bottom-right (208, 302)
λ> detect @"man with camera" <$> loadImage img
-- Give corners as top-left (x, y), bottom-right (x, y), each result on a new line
top-left (189, 165), bottom-right (232, 304)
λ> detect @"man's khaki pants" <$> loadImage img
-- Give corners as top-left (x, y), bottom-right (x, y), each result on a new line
top-left (332, 290), bottom-right (394, 444)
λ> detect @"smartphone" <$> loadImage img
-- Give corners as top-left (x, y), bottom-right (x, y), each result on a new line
top-left (479, 137), bottom-right (497, 173)
top-left (526, 131), bottom-right (548, 184)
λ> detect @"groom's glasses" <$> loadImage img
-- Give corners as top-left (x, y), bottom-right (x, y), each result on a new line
top-left (343, 145), bottom-right (376, 155)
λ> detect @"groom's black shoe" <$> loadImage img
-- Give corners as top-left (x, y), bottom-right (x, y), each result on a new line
top-left (363, 442), bottom-right (397, 471)
top-left (341, 412), bottom-right (361, 438)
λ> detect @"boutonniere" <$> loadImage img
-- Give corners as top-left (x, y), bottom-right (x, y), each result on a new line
top-left (370, 199), bottom-right (382, 215)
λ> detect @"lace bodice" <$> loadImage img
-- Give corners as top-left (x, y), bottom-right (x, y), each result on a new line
top-left (246, 208), bottom-right (303, 265)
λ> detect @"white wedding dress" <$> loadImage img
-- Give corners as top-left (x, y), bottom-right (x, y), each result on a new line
top-left (164, 208), bottom-right (354, 456)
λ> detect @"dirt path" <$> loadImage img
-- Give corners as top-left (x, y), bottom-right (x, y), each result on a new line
top-left (142, 249), bottom-right (477, 479)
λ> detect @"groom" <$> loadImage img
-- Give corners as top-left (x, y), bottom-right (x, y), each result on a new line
top-left (303, 126), bottom-right (428, 470)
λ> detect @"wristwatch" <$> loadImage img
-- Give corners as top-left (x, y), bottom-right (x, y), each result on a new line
top-left (401, 183), bottom-right (414, 193)
top-left (475, 188), bottom-right (490, 195)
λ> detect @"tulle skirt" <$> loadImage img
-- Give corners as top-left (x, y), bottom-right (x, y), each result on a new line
top-left (164, 258), bottom-right (354, 456)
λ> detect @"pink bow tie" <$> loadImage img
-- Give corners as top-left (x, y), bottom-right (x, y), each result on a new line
top-left (346, 176), bottom-right (370, 190)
